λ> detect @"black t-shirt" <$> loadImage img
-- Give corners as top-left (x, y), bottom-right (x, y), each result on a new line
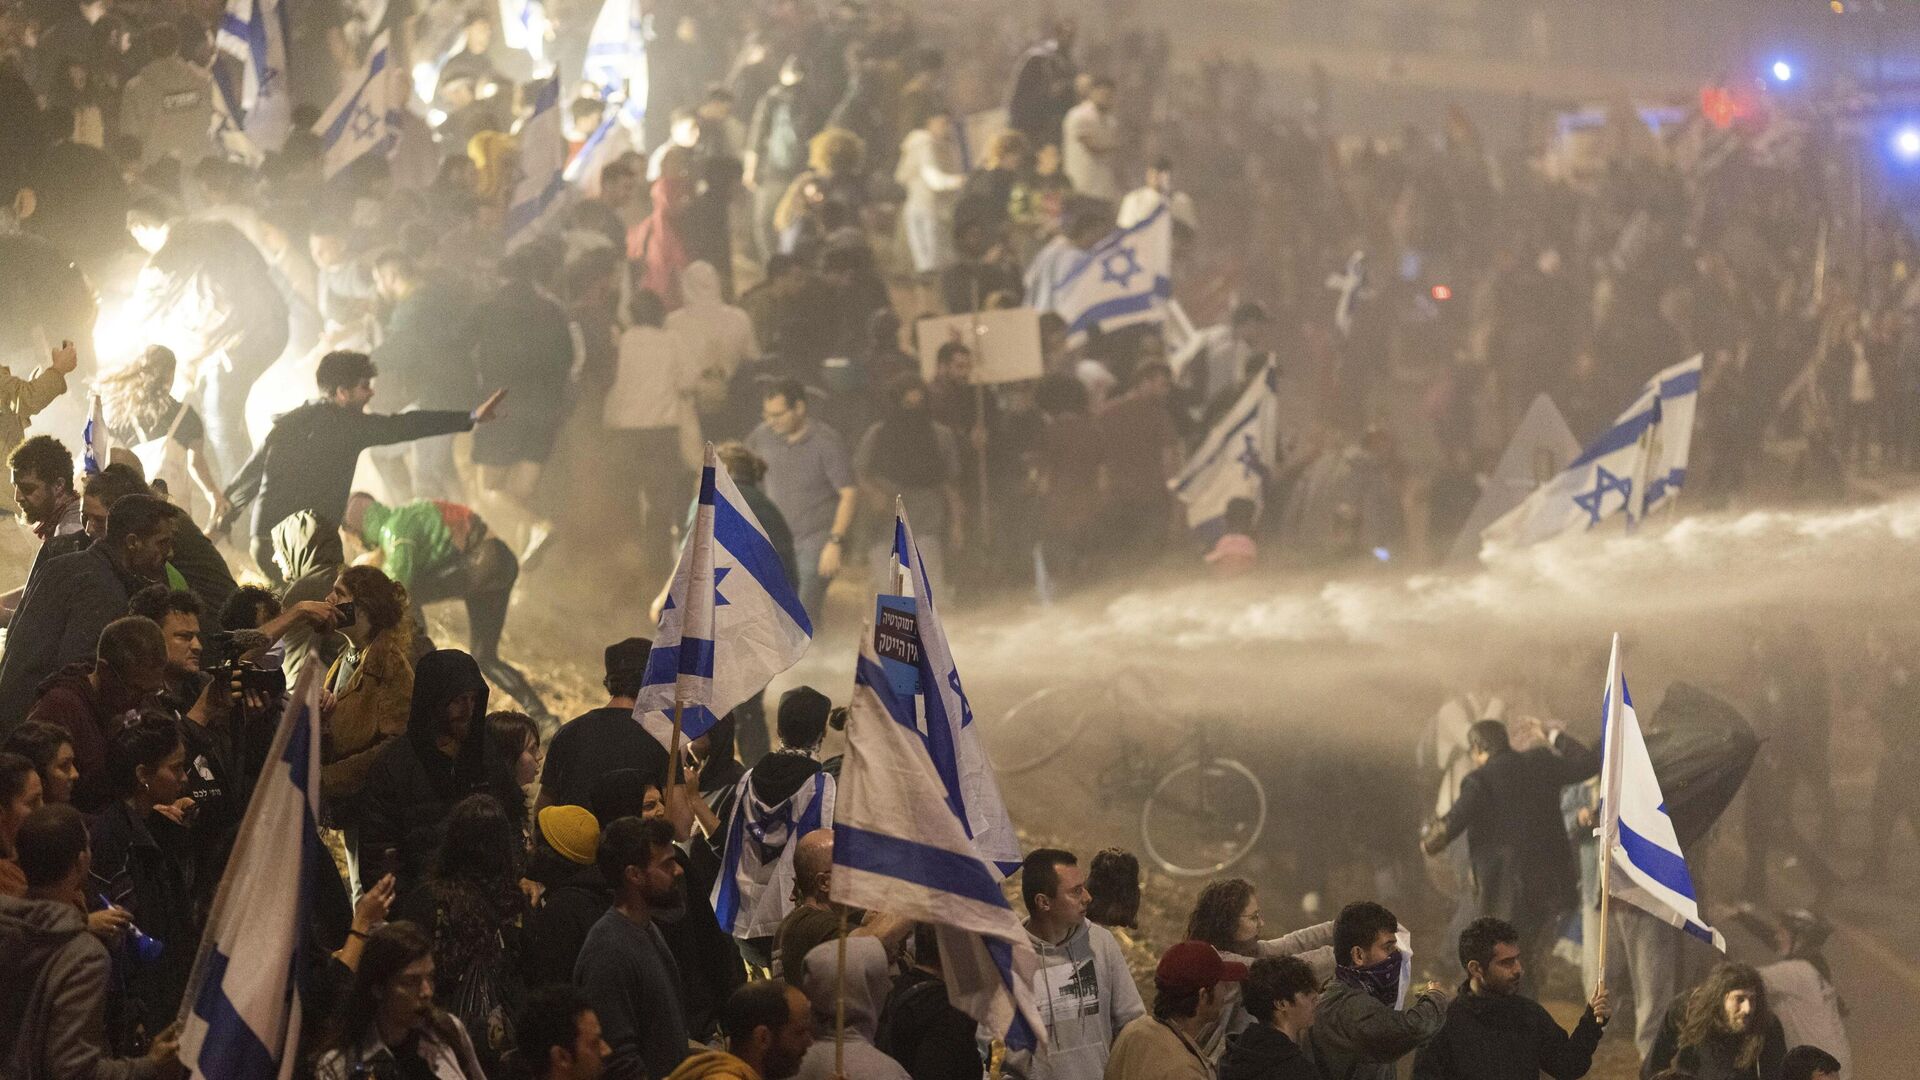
top-left (107, 399), bottom-right (205, 449)
top-left (539, 706), bottom-right (671, 809)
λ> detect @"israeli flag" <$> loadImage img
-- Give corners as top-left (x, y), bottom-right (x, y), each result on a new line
top-left (1483, 354), bottom-right (1701, 549)
top-left (1325, 250), bottom-right (1367, 338)
top-left (1042, 202), bottom-right (1172, 347)
top-left (885, 507), bottom-right (1023, 874)
top-left (214, 0), bottom-right (291, 151)
top-left (833, 569), bottom-right (1043, 1050)
top-left (177, 665), bottom-right (323, 1078)
top-left (1597, 634), bottom-right (1726, 950)
top-left (712, 769), bottom-right (834, 941)
top-left (583, 0), bottom-right (647, 124)
top-left (506, 78), bottom-right (569, 240)
top-left (634, 445), bottom-right (812, 744)
top-left (498, 0), bottom-right (552, 71)
top-left (564, 110), bottom-right (631, 193)
top-left (314, 32), bottom-right (404, 180)
top-left (1169, 362), bottom-right (1278, 543)
top-left (81, 393), bottom-right (109, 476)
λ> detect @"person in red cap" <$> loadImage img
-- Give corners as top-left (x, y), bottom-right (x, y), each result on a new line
top-left (1104, 940), bottom-right (1249, 1080)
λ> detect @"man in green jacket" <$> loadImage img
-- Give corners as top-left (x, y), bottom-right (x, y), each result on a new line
top-left (342, 493), bottom-right (550, 722)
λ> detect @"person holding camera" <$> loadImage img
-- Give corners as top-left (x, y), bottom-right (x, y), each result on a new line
top-left (124, 585), bottom-right (331, 912)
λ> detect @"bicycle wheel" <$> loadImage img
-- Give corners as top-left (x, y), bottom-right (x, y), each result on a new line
top-left (980, 684), bottom-right (1100, 775)
top-left (1140, 756), bottom-right (1268, 878)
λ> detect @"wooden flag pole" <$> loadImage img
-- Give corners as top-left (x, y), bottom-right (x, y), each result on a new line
top-left (666, 700), bottom-right (684, 796)
top-left (1593, 633), bottom-right (1622, 994)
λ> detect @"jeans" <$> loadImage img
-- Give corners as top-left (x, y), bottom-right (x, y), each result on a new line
top-left (793, 531), bottom-right (832, 630)
top-left (412, 537), bottom-right (551, 719)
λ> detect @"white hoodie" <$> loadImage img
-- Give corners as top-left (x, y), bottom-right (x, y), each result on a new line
top-left (1007, 919), bottom-right (1145, 1080)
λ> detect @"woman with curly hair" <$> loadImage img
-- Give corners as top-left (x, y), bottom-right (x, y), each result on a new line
top-left (1184, 878), bottom-right (1337, 1063)
top-left (392, 793), bottom-right (531, 1078)
top-left (321, 565), bottom-right (415, 892)
top-left (96, 344), bottom-right (230, 528)
top-left (1645, 962), bottom-right (1787, 1080)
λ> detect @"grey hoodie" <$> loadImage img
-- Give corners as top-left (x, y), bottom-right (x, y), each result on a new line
top-left (795, 935), bottom-right (911, 1080)
top-left (0, 893), bottom-right (163, 1080)
top-left (1006, 918), bottom-right (1146, 1080)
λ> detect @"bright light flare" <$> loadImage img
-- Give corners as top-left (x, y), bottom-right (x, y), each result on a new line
top-left (1895, 126), bottom-right (1920, 163)
top-left (1771, 60), bottom-right (1793, 83)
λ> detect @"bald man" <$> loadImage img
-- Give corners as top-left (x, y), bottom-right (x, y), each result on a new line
top-left (771, 830), bottom-right (912, 985)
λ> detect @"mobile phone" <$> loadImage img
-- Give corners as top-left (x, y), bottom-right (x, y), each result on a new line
top-left (333, 600), bottom-right (357, 628)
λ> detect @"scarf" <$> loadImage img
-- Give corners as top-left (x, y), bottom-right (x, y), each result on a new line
top-left (1335, 952), bottom-right (1403, 1007)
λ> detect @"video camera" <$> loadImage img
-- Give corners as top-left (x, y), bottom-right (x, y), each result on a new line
top-left (202, 629), bottom-right (287, 703)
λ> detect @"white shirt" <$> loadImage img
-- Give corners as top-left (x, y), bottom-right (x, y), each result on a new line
top-left (894, 127), bottom-right (966, 209)
top-left (1118, 186), bottom-right (1198, 232)
top-left (605, 323), bottom-right (700, 430)
top-left (1062, 100), bottom-right (1121, 200)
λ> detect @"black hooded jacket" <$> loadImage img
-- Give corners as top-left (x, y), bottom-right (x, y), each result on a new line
top-left (1411, 983), bottom-right (1604, 1080)
top-left (523, 847), bottom-right (612, 989)
top-left (357, 650), bottom-right (522, 897)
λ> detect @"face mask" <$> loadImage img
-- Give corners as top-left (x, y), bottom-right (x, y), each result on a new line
top-left (1336, 951), bottom-right (1403, 1007)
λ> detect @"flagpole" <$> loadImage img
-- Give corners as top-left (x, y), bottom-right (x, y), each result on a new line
top-left (667, 699), bottom-right (683, 796)
top-left (1594, 633), bottom-right (1622, 993)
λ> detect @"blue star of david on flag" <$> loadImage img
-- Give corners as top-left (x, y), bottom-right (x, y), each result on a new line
top-left (662, 566), bottom-right (730, 612)
top-left (1573, 465), bottom-right (1633, 527)
top-left (1236, 432), bottom-right (1269, 482)
top-left (349, 103), bottom-right (378, 140)
top-left (1100, 246), bottom-right (1142, 289)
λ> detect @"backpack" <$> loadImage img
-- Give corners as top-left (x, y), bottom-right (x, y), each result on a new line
top-left (874, 973), bottom-right (947, 1061)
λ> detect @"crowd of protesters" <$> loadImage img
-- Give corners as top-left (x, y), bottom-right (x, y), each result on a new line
top-left (0, 0), bottom-right (1903, 1074)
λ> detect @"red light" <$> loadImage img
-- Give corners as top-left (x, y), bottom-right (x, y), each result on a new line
top-left (1430, 284), bottom-right (1452, 301)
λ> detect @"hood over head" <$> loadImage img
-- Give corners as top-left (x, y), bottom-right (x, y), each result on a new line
top-left (681, 260), bottom-right (723, 309)
top-left (271, 510), bottom-right (345, 584)
top-left (802, 935), bottom-right (891, 1040)
top-left (408, 648), bottom-right (492, 775)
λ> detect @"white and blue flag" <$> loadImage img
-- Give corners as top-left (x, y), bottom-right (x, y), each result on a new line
top-left (177, 664), bottom-right (323, 1079)
top-left (831, 511), bottom-right (1042, 1051)
top-left (314, 31), bottom-right (404, 180)
top-left (82, 393), bottom-right (109, 476)
top-left (583, 0), bottom-right (647, 125)
top-left (1041, 202), bottom-right (1172, 347)
top-left (634, 445), bottom-right (812, 745)
top-left (498, 0), bottom-right (553, 72)
top-left (1169, 362), bottom-right (1278, 543)
top-left (563, 109), bottom-right (633, 193)
top-left (506, 78), bottom-right (569, 241)
top-left (712, 768), bottom-right (834, 941)
top-left (215, 0), bottom-right (291, 151)
top-left (1483, 354), bottom-right (1702, 549)
top-left (1325, 250), bottom-right (1367, 338)
top-left (1597, 634), bottom-right (1726, 951)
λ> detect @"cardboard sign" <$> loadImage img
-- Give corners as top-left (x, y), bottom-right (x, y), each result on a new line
top-left (874, 595), bottom-right (921, 698)
top-left (915, 308), bottom-right (1045, 385)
